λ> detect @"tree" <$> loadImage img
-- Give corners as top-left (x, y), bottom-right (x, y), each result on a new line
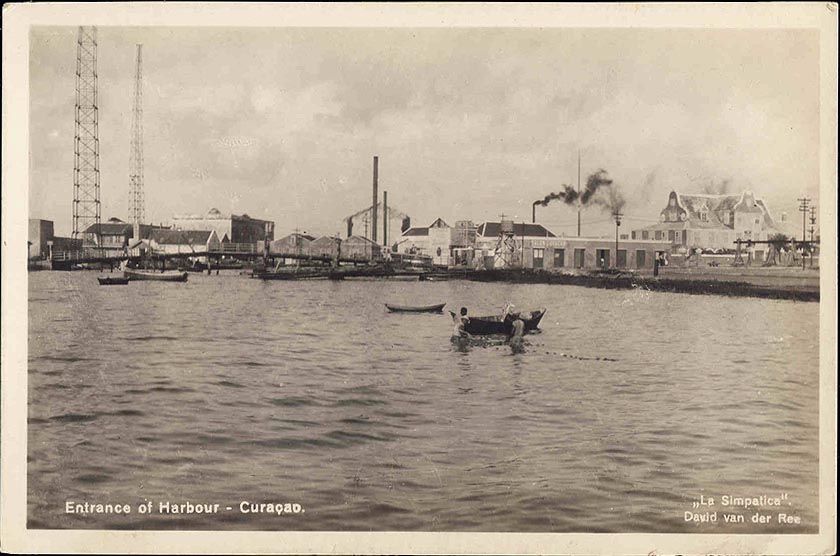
top-left (765, 233), bottom-right (792, 266)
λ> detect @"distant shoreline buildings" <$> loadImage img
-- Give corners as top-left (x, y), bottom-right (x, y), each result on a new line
top-left (29, 187), bottom-right (808, 272)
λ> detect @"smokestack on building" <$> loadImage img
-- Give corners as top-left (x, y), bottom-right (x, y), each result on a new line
top-left (383, 190), bottom-right (388, 248)
top-left (401, 216), bottom-right (411, 233)
top-left (346, 217), bottom-right (353, 238)
top-left (371, 156), bottom-right (378, 243)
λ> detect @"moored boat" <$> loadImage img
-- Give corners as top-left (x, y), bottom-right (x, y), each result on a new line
top-left (385, 303), bottom-right (446, 313)
top-left (450, 308), bottom-right (546, 335)
top-left (97, 276), bottom-right (130, 285)
top-left (124, 269), bottom-right (188, 282)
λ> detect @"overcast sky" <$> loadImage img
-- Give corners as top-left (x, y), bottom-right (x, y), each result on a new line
top-left (30, 26), bottom-right (819, 238)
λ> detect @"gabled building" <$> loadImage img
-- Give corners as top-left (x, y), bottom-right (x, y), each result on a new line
top-left (342, 235), bottom-right (382, 261)
top-left (270, 232), bottom-right (316, 256)
top-left (309, 236), bottom-right (342, 260)
top-left (172, 208), bottom-right (275, 244)
top-left (146, 229), bottom-right (221, 255)
top-left (631, 190), bottom-right (786, 254)
top-left (397, 218), bottom-right (453, 266)
top-left (81, 217), bottom-right (170, 253)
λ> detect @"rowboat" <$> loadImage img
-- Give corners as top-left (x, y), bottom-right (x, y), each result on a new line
top-left (385, 303), bottom-right (446, 313)
top-left (450, 308), bottom-right (546, 335)
top-left (97, 276), bottom-right (130, 285)
top-left (124, 269), bottom-right (188, 282)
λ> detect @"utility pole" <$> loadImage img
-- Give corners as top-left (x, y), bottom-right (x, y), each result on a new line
top-left (371, 156), bottom-right (379, 244)
top-left (128, 44), bottom-right (146, 228)
top-left (797, 197), bottom-right (811, 242)
top-left (613, 210), bottom-right (623, 268)
top-left (798, 197), bottom-right (811, 270)
top-left (73, 26), bottom-right (101, 240)
top-left (808, 205), bottom-right (817, 242)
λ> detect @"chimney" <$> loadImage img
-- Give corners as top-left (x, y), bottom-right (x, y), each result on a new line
top-left (401, 216), bottom-right (411, 233)
top-left (383, 191), bottom-right (388, 248)
top-left (347, 216), bottom-right (353, 238)
top-left (371, 156), bottom-right (378, 243)
top-left (133, 221), bottom-right (140, 242)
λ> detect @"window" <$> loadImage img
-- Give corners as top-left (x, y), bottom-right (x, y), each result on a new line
top-left (631, 231), bottom-right (636, 240)
top-left (553, 249), bottom-right (565, 267)
top-left (655, 231), bottom-right (663, 241)
top-left (574, 248), bottom-right (585, 269)
top-left (636, 250), bottom-right (646, 267)
top-left (532, 248), bottom-right (544, 269)
top-left (436, 247), bottom-right (442, 257)
top-left (642, 230), bottom-right (649, 240)
top-left (668, 230), bottom-right (675, 242)
top-left (595, 249), bottom-right (610, 268)
top-left (616, 249), bottom-right (627, 268)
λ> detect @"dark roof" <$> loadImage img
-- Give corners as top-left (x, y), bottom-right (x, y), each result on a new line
top-left (82, 222), bottom-right (132, 235)
top-left (232, 214), bottom-right (272, 224)
top-left (82, 222), bottom-right (170, 237)
top-left (402, 227), bottom-right (429, 237)
top-left (477, 222), bottom-right (556, 238)
top-left (150, 229), bottom-right (214, 245)
top-left (345, 235), bottom-right (379, 245)
top-left (310, 236), bottom-right (341, 245)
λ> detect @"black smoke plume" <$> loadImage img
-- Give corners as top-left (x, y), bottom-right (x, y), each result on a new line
top-left (532, 169), bottom-right (626, 213)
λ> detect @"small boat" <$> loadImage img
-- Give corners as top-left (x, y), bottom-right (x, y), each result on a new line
top-left (97, 276), bottom-right (129, 285)
top-left (124, 269), bottom-right (188, 282)
top-left (386, 303), bottom-right (446, 313)
top-left (450, 308), bottom-right (546, 335)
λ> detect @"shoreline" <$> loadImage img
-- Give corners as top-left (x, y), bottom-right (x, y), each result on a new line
top-left (465, 269), bottom-right (820, 302)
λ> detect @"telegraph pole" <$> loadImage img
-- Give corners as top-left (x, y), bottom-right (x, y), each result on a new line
top-left (797, 197), bottom-right (811, 242)
top-left (797, 197), bottom-right (811, 270)
top-left (809, 205), bottom-right (817, 242)
top-left (613, 210), bottom-right (623, 268)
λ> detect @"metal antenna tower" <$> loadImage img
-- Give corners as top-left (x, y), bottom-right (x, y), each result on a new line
top-left (73, 26), bottom-right (101, 239)
top-left (128, 44), bottom-right (146, 225)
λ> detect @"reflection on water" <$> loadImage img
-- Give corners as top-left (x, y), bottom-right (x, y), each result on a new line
top-left (28, 272), bottom-right (819, 531)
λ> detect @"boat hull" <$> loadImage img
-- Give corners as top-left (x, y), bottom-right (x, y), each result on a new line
top-left (124, 269), bottom-right (188, 282)
top-left (97, 276), bottom-right (129, 285)
top-left (386, 303), bottom-right (446, 313)
top-left (451, 309), bottom-right (546, 335)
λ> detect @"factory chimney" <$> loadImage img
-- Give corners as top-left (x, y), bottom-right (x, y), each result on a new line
top-left (371, 156), bottom-right (379, 243)
top-left (346, 217), bottom-right (353, 238)
top-left (383, 191), bottom-right (388, 248)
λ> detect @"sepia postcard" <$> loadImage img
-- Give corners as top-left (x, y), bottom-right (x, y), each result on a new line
top-left (2, 2), bottom-right (837, 554)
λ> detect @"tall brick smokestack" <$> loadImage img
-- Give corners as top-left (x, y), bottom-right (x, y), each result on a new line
top-left (383, 190), bottom-right (388, 248)
top-left (372, 156), bottom-right (378, 243)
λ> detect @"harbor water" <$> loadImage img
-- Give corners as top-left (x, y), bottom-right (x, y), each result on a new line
top-left (27, 271), bottom-right (819, 532)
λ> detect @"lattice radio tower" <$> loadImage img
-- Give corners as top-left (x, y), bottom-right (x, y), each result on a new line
top-left (72, 26), bottom-right (101, 239)
top-left (128, 44), bottom-right (146, 225)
